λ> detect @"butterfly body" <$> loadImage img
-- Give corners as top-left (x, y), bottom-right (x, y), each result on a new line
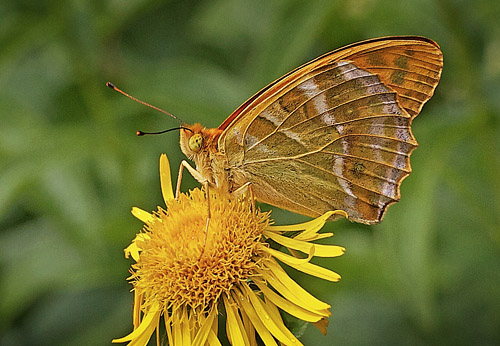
top-left (179, 124), bottom-right (225, 187)
top-left (179, 36), bottom-right (443, 224)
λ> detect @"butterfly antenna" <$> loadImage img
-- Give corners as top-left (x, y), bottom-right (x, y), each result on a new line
top-left (106, 82), bottom-right (183, 123)
top-left (136, 127), bottom-right (193, 136)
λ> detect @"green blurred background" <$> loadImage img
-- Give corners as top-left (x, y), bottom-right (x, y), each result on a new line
top-left (1, 0), bottom-right (499, 345)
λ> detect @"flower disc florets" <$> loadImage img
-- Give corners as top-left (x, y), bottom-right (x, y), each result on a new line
top-left (132, 188), bottom-right (270, 312)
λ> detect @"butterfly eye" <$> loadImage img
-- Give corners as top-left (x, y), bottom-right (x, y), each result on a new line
top-left (189, 134), bottom-right (203, 152)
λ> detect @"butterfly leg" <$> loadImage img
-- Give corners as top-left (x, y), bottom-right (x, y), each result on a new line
top-left (176, 160), bottom-right (212, 256)
top-left (199, 180), bottom-right (211, 258)
top-left (232, 182), bottom-right (256, 212)
top-left (176, 160), bottom-right (209, 198)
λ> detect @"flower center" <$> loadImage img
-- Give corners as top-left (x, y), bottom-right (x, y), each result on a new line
top-left (132, 189), bottom-right (270, 312)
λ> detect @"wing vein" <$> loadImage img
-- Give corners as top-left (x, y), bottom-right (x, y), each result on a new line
top-left (293, 158), bottom-right (399, 202)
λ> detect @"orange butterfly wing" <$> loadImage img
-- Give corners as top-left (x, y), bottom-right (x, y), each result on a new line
top-left (218, 36), bottom-right (443, 224)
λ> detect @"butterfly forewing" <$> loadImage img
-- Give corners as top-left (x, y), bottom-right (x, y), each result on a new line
top-left (345, 40), bottom-right (443, 118)
top-left (219, 37), bottom-right (443, 224)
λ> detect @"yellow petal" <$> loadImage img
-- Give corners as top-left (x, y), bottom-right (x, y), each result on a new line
top-left (231, 289), bottom-right (279, 346)
top-left (181, 306), bottom-right (191, 346)
top-left (195, 306), bottom-right (219, 346)
top-left (210, 307), bottom-right (218, 336)
top-left (207, 330), bottom-right (222, 346)
top-left (259, 259), bottom-right (330, 312)
top-left (133, 233), bottom-right (151, 243)
top-left (295, 210), bottom-right (347, 241)
top-left (241, 283), bottom-right (303, 346)
top-left (223, 294), bottom-right (250, 346)
top-left (112, 302), bottom-right (160, 345)
top-left (262, 240), bottom-right (342, 281)
top-left (254, 278), bottom-right (325, 321)
top-left (131, 207), bottom-right (154, 224)
top-left (124, 233), bottom-right (150, 261)
top-left (124, 242), bottom-right (140, 261)
top-left (262, 298), bottom-right (292, 333)
top-left (160, 154), bottom-right (175, 204)
top-left (171, 307), bottom-right (192, 346)
top-left (280, 258), bottom-right (342, 282)
top-left (298, 232), bottom-right (334, 242)
top-left (172, 309), bottom-right (181, 346)
top-left (164, 310), bottom-right (174, 346)
top-left (171, 315), bottom-right (181, 346)
top-left (192, 307), bottom-right (217, 346)
top-left (260, 246), bottom-right (313, 265)
top-left (264, 231), bottom-right (345, 258)
top-left (133, 291), bottom-right (142, 329)
top-left (240, 308), bottom-right (257, 346)
top-left (265, 211), bottom-right (335, 233)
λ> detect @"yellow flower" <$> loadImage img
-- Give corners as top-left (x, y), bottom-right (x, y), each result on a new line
top-left (113, 154), bottom-right (346, 346)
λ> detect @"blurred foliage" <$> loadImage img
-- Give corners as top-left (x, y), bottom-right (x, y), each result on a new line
top-left (1, 0), bottom-right (499, 345)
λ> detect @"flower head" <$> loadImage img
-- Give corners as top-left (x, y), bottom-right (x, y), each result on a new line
top-left (114, 154), bottom-right (346, 346)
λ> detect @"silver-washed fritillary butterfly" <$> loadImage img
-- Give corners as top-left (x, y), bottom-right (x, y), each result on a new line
top-left (111, 36), bottom-right (443, 224)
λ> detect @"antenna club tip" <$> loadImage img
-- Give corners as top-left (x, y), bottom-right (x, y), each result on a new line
top-left (106, 82), bottom-right (115, 89)
top-left (136, 130), bottom-right (145, 136)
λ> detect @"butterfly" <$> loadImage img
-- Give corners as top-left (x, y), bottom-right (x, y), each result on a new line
top-left (111, 36), bottom-right (443, 224)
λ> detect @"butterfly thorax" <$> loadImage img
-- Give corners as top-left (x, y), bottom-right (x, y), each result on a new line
top-left (180, 124), bottom-right (236, 193)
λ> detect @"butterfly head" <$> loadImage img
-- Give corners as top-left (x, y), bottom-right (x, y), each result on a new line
top-left (179, 123), bottom-right (222, 160)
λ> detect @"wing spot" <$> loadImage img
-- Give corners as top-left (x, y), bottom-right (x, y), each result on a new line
top-left (391, 70), bottom-right (406, 85)
top-left (351, 161), bottom-right (366, 178)
top-left (394, 55), bottom-right (409, 69)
